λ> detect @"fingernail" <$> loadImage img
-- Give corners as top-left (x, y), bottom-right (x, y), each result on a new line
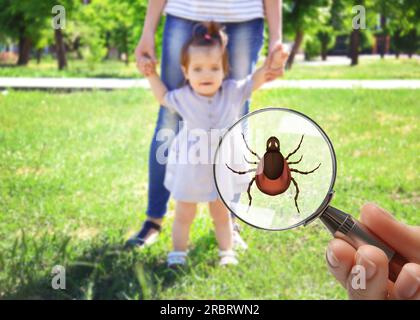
top-left (398, 268), bottom-right (420, 299)
top-left (356, 252), bottom-right (377, 280)
top-left (326, 247), bottom-right (340, 268)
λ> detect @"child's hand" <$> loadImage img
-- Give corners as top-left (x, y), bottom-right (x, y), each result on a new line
top-left (264, 44), bottom-right (289, 81)
top-left (136, 56), bottom-right (157, 77)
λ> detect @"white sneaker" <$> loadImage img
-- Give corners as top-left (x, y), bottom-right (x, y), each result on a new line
top-left (219, 250), bottom-right (238, 266)
top-left (167, 251), bottom-right (187, 268)
top-left (232, 224), bottom-right (248, 251)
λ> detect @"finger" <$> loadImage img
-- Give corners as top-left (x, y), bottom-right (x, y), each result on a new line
top-left (270, 42), bottom-right (283, 54)
top-left (136, 62), bottom-right (143, 72)
top-left (360, 203), bottom-right (420, 263)
top-left (264, 54), bottom-right (273, 68)
top-left (346, 245), bottom-right (389, 300)
top-left (146, 49), bottom-right (157, 63)
top-left (326, 238), bottom-right (357, 288)
top-left (390, 263), bottom-right (420, 300)
top-left (266, 69), bottom-right (284, 79)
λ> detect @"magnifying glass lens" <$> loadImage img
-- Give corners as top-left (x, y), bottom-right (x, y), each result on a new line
top-left (215, 108), bottom-right (408, 282)
top-left (214, 108), bottom-right (335, 230)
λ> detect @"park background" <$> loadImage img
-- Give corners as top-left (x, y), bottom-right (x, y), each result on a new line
top-left (0, 0), bottom-right (419, 299)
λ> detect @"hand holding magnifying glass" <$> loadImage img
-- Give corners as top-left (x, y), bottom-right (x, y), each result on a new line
top-left (327, 203), bottom-right (420, 300)
top-left (214, 108), bottom-right (416, 285)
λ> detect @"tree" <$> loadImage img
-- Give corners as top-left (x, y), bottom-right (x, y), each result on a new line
top-left (0, 0), bottom-right (34, 65)
top-left (388, 0), bottom-right (420, 58)
top-left (331, 0), bottom-right (376, 66)
top-left (283, 0), bottom-right (331, 69)
top-left (0, 0), bottom-right (79, 69)
top-left (317, 28), bottom-right (335, 61)
top-left (73, 0), bottom-right (148, 68)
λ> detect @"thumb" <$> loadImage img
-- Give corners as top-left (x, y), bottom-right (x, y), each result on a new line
top-left (147, 48), bottom-right (157, 64)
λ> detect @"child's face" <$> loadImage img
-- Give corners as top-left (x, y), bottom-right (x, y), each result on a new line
top-left (182, 46), bottom-right (225, 97)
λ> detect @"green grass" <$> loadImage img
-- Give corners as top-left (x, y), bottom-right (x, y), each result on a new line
top-left (284, 57), bottom-right (420, 80)
top-left (1, 56), bottom-right (419, 79)
top-left (0, 57), bottom-right (139, 79)
top-left (0, 88), bottom-right (419, 299)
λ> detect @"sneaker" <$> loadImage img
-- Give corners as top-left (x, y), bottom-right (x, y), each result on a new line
top-left (125, 220), bottom-right (161, 249)
top-left (232, 222), bottom-right (248, 251)
top-left (167, 251), bottom-right (187, 269)
top-left (219, 250), bottom-right (238, 266)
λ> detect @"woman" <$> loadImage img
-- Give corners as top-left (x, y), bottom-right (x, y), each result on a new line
top-left (127, 0), bottom-right (284, 248)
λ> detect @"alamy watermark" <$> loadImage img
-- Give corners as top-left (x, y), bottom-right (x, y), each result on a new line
top-left (153, 121), bottom-right (262, 167)
top-left (352, 5), bottom-right (366, 30)
top-left (351, 265), bottom-right (367, 290)
top-left (52, 5), bottom-right (66, 30)
top-left (51, 265), bottom-right (66, 290)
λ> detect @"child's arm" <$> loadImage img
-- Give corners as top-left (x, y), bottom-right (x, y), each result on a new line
top-left (137, 57), bottom-right (168, 106)
top-left (147, 73), bottom-right (168, 106)
top-left (251, 44), bottom-right (288, 91)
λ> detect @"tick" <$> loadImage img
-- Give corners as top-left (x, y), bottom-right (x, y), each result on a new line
top-left (226, 134), bottom-right (321, 213)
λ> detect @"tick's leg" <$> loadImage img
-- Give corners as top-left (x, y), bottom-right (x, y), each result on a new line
top-left (285, 135), bottom-right (304, 161)
top-left (287, 155), bottom-right (303, 165)
top-left (242, 133), bottom-right (261, 160)
top-left (247, 177), bottom-right (256, 209)
top-left (291, 177), bottom-right (300, 214)
top-left (290, 163), bottom-right (321, 175)
top-left (225, 164), bottom-right (257, 175)
top-left (244, 156), bottom-right (258, 165)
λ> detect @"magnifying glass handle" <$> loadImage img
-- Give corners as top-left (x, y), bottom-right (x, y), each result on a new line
top-left (320, 206), bottom-right (408, 282)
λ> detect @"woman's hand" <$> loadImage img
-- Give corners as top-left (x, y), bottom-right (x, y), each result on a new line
top-left (264, 42), bottom-right (288, 81)
top-left (135, 32), bottom-right (157, 75)
top-left (326, 203), bottom-right (420, 300)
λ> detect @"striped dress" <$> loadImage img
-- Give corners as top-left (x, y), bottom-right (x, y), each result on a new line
top-left (164, 0), bottom-right (265, 23)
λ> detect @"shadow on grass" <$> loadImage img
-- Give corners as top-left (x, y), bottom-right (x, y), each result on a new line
top-left (0, 64), bottom-right (18, 68)
top-left (2, 231), bottom-right (216, 300)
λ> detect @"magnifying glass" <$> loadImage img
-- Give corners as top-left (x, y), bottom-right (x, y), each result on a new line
top-left (213, 107), bottom-right (407, 282)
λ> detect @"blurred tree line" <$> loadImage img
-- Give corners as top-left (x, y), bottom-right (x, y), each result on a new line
top-left (0, 0), bottom-right (418, 70)
top-left (281, 0), bottom-right (419, 67)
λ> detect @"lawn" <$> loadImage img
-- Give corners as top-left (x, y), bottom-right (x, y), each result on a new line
top-left (0, 56), bottom-right (419, 79)
top-left (283, 57), bottom-right (420, 80)
top-left (0, 88), bottom-right (419, 299)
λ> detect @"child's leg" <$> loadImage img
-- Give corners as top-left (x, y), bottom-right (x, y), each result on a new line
top-left (172, 201), bottom-right (197, 251)
top-left (209, 199), bottom-right (233, 251)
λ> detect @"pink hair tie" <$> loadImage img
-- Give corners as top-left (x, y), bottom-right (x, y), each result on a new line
top-left (204, 34), bottom-right (211, 40)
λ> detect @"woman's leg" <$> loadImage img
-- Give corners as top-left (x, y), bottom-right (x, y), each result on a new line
top-left (209, 199), bottom-right (233, 251)
top-left (128, 15), bottom-right (196, 246)
top-left (172, 201), bottom-right (197, 251)
top-left (225, 18), bottom-right (265, 117)
top-left (223, 19), bottom-right (265, 248)
top-left (147, 15), bottom-right (196, 220)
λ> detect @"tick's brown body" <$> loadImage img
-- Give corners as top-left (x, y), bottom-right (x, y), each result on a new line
top-left (226, 135), bottom-right (321, 213)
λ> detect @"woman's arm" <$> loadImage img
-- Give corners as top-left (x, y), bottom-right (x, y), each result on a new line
top-left (135, 0), bottom-right (167, 64)
top-left (264, 0), bottom-right (282, 51)
top-left (264, 0), bottom-right (285, 81)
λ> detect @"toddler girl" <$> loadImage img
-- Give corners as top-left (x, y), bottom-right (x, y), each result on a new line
top-left (138, 22), bottom-right (288, 268)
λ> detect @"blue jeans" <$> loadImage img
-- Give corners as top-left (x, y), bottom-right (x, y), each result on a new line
top-left (146, 14), bottom-right (264, 219)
